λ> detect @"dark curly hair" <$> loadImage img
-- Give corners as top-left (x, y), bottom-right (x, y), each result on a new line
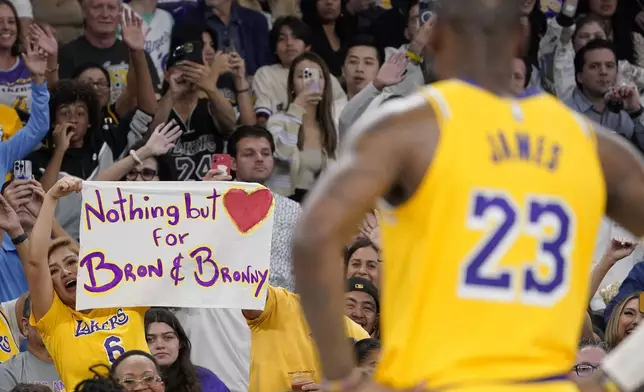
top-left (74, 365), bottom-right (124, 392)
top-left (144, 308), bottom-right (201, 392)
top-left (48, 79), bottom-right (101, 152)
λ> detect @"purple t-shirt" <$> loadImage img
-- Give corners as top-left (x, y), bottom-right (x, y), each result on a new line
top-left (0, 57), bottom-right (32, 112)
top-left (196, 366), bottom-right (230, 392)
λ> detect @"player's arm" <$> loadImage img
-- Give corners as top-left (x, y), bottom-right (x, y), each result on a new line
top-left (292, 95), bottom-right (435, 383)
top-left (597, 127), bottom-right (644, 236)
top-left (578, 126), bottom-right (644, 392)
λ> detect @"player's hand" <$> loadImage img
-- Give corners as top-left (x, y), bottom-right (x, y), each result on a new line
top-left (48, 176), bottom-right (82, 200)
top-left (601, 237), bottom-right (638, 266)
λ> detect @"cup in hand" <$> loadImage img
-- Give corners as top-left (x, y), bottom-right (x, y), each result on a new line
top-left (288, 370), bottom-right (315, 391)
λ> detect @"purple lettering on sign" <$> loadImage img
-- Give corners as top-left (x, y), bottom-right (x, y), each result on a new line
top-left (124, 264), bottom-right (137, 282)
top-left (80, 252), bottom-right (165, 293)
top-left (221, 267), bottom-right (232, 283)
top-left (191, 246), bottom-right (219, 287)
top-left (84, 190), bottom-right (106, 230)
top-left (206, 188), bottom-right (220, 219)
top-left (80, 251), bottom-right (123, 293)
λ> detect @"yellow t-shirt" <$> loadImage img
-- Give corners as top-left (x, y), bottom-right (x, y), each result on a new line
top-left (1, 104), bottom-right (24, 182)
top-left (0, 308), bottom-right (19, 363)
top-left (31, 294), bottom-right (149, 390)
top-left (248, 286), bottom-right (369, 392)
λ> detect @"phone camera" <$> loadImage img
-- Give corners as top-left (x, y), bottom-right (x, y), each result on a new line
top-left (606, 99), bottom-right (624, 113)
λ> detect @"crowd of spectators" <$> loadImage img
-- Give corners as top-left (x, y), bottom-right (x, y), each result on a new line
top-left (1, 0), bottom-right (644, 391)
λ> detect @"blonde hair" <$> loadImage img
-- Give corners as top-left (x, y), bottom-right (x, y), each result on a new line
top-left (48, 237), bottom-right (79, 260)
top-left (605, 292), bottom-right (641, 349)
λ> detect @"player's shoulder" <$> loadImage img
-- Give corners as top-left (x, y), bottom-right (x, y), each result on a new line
top-left (343, 91), bottom-right (436, 150)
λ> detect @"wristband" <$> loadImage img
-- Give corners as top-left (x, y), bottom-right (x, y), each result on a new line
top-left (130, 149), bottom-right (143, 165)
top-left (629, 106), bottom-right (644, 119)
top-left (237, 88), bottom-right (250, 94)
top-left (406, 50), bottom-right (422, 63)
top-left (11, 233), bottom-right (28, 245)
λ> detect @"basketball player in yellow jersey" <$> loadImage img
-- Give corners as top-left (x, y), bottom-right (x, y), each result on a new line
top-left (0, 307), bottom-right (19, 362)
top-left (291, 1), bottom-right (644, 392)
top-left (0, 176), bottom-right (149, 390)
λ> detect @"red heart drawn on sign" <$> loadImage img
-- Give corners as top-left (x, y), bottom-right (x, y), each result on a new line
top-left (223, 188), bottom-right (274, 233)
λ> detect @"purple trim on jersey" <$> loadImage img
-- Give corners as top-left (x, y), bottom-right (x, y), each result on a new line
top-left (457, 78), bottom-right (542, 99)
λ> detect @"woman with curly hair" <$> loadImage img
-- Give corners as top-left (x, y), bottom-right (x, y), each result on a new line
top-left (144, 308), bottom-right (229, 392)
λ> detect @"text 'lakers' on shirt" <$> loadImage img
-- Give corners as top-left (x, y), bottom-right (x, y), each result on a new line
top-left (487, 129), bottom-right (562, 171)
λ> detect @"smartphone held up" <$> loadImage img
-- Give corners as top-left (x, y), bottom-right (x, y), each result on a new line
top-left (419, 0), bottom-right (438, 24)
top-left (13, 160), bottom-right (32, 180)
top-left (302, 67), bottom-right (321, 92)
top-left (212, 154), bottom-right (232, 176)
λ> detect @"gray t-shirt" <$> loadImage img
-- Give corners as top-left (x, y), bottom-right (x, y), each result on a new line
top-left (0, 351), bottom-right (63, 392)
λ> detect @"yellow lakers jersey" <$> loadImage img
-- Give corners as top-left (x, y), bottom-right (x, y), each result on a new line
top-left (375, 80), bottom-right (606, 391)
top-left (0, 308), bottom-right (19, 362)
top-left (31, 294), bottom-right (149, 390)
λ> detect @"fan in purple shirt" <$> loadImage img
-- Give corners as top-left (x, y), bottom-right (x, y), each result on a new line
top-left (145, 308), bottom-right (230, 392)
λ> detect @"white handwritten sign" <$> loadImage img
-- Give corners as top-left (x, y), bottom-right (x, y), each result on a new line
top-left (77, 181), bottom-right (274, 311)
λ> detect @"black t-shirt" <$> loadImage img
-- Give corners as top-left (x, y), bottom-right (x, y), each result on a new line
top-left (167, 98), bottom-right (224, 181)
top-left (58, 36), bottom-right (161, 102)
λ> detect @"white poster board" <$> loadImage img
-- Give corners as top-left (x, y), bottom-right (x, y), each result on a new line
top-left (76, 181), bottom-right (274, 311)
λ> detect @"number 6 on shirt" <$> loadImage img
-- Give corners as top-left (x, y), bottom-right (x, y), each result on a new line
top-left (458, 190), bottom-right (574, 307)
top-left (104, 335), bottom-right (126, 363)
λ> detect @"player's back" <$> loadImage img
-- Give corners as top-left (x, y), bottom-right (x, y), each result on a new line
top-left (375, 80), bottom-right (606, 391)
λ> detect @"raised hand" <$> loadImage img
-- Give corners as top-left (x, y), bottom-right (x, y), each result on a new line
top-left (602, 238), bottom-right (638, 266)
top-left (228, 52), bottom-right (246, 79)
top-left (48, 176), bottom-right (82, 200)
top-left (143, 121), bottom-right (182, 156)
top-left (374, 51), bottom-right (408, 90)
top-left (120, 8), bottom-right (145, 52)
top-left (180, 61), bottom-right (212, 91)
top-left (52, 123), bottom-right (75, 152)
top-left (24, 180), bottom-right (46, 217)
top-left (167, 71), bottom-right (191, 96)
top-left (211, 51), bottom-right (233, 78)
top-left (22, 39), bottom-right (49, 77)
top-left (203, 168), bottom-right (232, 182)
top-left (0, 193), bottom-right (22, 235)
top-left (28, 24), bottom-right (57, 57)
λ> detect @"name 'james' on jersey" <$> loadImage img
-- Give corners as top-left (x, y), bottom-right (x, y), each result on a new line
top-left (375, 80), bottom-right (606, 392)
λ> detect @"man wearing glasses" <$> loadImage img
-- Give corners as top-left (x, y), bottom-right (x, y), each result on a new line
top-left (571, 341), bottom-right (607, 382)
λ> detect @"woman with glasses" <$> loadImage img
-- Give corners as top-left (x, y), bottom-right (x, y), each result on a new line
top-left (110, 350), bottom-right (165, 392)
top-left (570, 340), bottom-right (607, 381)
top-left (95, 121), bottom-right (180, 182)
top-left (144, 308), bottom-right (230, 392)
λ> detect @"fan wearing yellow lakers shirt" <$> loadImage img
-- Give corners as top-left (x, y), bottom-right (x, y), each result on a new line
top-left (0, 307), bottom-right (19, 363)
top-left (0, 177), bottom-right (149, 391)
top-left (291, 1), bottom-right (644, 392)
top-left (243, 285), bottom-right (369, 392)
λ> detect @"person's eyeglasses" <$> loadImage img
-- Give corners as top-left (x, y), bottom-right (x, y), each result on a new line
top-left (126, 168), bottom-right (158, 181)
top-left (119, 375), bottom-right (163, 390)
top-left (572, 364), bottom-right (599, 377)
top-left (85, 80), bottom-right (110, 90)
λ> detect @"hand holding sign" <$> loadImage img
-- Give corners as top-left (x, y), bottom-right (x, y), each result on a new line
top-left (49, 176), bottom-right (82, 200)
